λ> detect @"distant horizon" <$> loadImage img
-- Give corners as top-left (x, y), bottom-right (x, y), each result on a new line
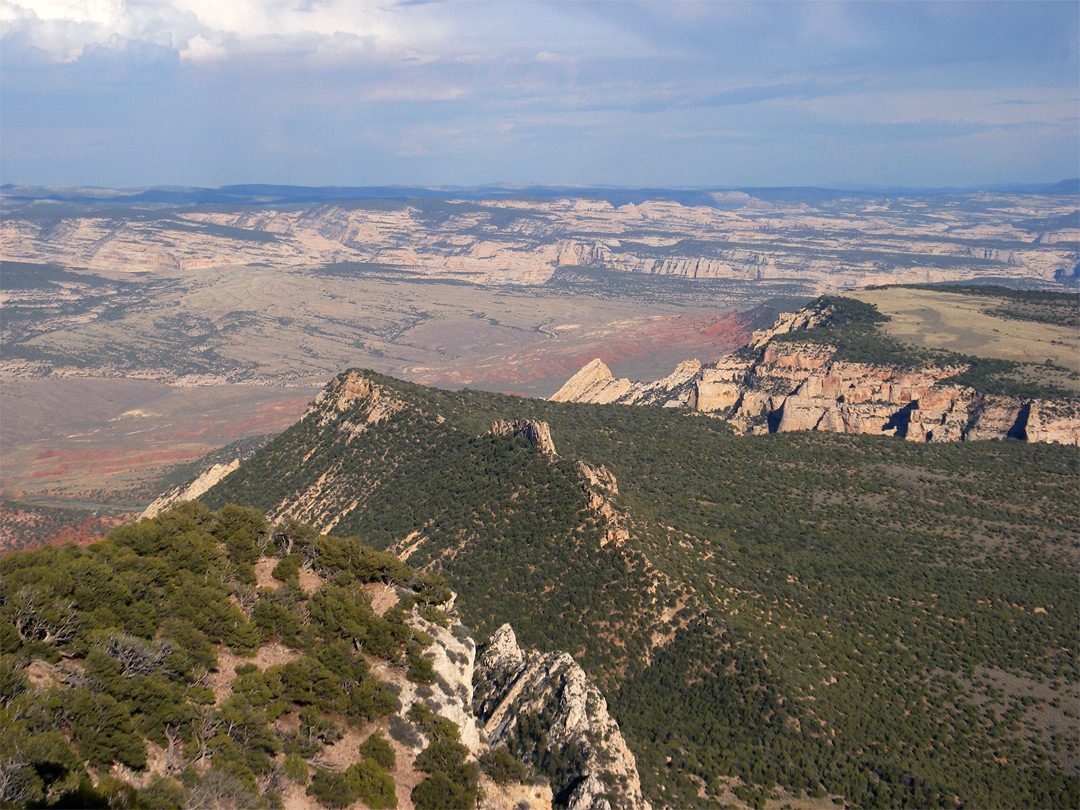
top-left (4, 178), bottom-right (1078, 196)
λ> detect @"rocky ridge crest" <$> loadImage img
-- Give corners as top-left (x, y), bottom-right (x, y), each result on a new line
top-left (551, 359), bottom-right (701, 408)
top-left (311, 370), bottom-right (406, 430)
top-left (141, 460), bottom-right (241, 519)
top-left (576, 462), bottom-right (629, 547)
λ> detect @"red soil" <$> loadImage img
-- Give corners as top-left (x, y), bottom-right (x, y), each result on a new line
top-left (420, 311), bottom-right (754, 389)
top-left (0, 501), bottom-right (129, 555)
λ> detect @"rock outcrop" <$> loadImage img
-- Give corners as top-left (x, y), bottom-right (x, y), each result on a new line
top-left (140, 459), bottom-right (241, 519)
top-left (551, 358), bottom-right (700, 408)
top-left (577, 461), bottom-right (629, 547)
top-left (1026, 401), bottom-right (1080, 444)
top-left (557, 349), bottom-right (1080, 445)
top-left (377, 597), bottom-right (482, 754)
top-left (746, 307), bottom-right (828, 348)
top-left (372, 595), bottom-right (648, 810)
top-left (550, 359), bottom-right (634, 404)
top-left (474, 624), bottom-right (651, 810)
top-left (310, 370), bottom-right (405, 430)
top-left (491, 419), bottom-right (558, 457)
top-left (553, 307), bottom-right (1080, 446)
top-left (376, 608), bottom-right (651, 810)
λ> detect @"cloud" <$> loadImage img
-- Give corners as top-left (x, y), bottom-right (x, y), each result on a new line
top-left (1, 0), bottom-right (454, 63)
top-left (178, 32), bottom-right (224, 62)
top-left (1, 0), bottom-right (201, 61)
top-left (2, 1), bottom-right (1077, 187)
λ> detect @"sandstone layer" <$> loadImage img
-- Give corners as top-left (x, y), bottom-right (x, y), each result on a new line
top-left (141, 459), bottom-right (241, 519)
top-left (552, 309), bottom-right (1080, 446)
top-left (5, 191), bottom-right (1077, 289)
top-left (490, 419), bottom-right (558, 457)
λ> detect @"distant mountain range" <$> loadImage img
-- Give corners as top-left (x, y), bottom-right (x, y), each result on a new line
top-left (3, 180), bottom-right (1077, 209)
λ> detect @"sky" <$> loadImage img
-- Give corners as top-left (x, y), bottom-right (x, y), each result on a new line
top-left (1, 0), bottom-right (1078, 189)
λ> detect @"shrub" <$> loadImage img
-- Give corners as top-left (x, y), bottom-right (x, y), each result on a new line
top-left (360, 729), bottom-right (396, 770)
top-left (307, 768), bottom-right (354, 809)
top-left (480, 746), bottom-right (527, 784)
top-left (388, 714), bottom-right (423, 749)
top-left (138, 774), bottom-right (187, 809)
top-left (406, 647), bottom-right (435, 684)
top-left (272, 555), bottom-right (300, 584)
top-left (283, 752), bottom-right (309, 785)
top-left (412, 771), bottom-right (477, 810)
top-left (307, 761), bottom-right (397, 809)
top-left (0, 620), bottom-right (21, 654)
top-left (351, 759), bottom-right (398, 809)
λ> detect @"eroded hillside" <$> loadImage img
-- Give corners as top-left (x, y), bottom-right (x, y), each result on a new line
top-left (4, 189), bottom-right (1077, 288)
top-left (199, 368), bottom-right (1079, 809)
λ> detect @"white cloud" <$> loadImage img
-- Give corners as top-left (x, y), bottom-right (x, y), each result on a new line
top-left (7, 0), bottom-right (125, 27)
top-left (2, 0), bottom-right (201, 61)
top-left (178, 31), bottom-right (224, 61)
top-left (171, 0), bottom-right (395, 40)
top-left (2, 0), bottom-right (448, 62)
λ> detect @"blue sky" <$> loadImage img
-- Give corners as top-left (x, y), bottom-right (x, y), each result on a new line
top-left (1, 1), bottom-right (1077, 189)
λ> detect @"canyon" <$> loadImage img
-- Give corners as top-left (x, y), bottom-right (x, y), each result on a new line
top-left (2, 184), bottom-right (1077, 554)
top-left (4, 187), bottom-right (1077, 289)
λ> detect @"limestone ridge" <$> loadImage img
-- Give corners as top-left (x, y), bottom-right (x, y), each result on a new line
top-left (488, 419), bottom-right (629, 545)
top-left (141, 432), bottom-right (279, 519)
top-left (745, 304), bottom-right (829, 348)
top-left (267, 370), bottom-right (412, 533)
top-left (552, 308), bottom-right (1080, 446)
top-left (141, 460), bottom-right (240, 519)
top-left (474, 624), bottom-right (652, 810)
top-left (490, 418), bottom-right (558, 456)
top-left (392, 603), bottom-right (641, 810)
top-left (390, 596), bottom-right (482, 753)
top-left (551, 358), bottom-right (701, 408)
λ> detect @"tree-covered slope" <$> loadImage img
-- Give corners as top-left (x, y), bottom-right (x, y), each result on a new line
top-left (204, 370), bottom-right (1080, 809)
top-left (0, 503), bottom-right (487, 810)
top-left (202, 375), bottom-right (669, 691)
